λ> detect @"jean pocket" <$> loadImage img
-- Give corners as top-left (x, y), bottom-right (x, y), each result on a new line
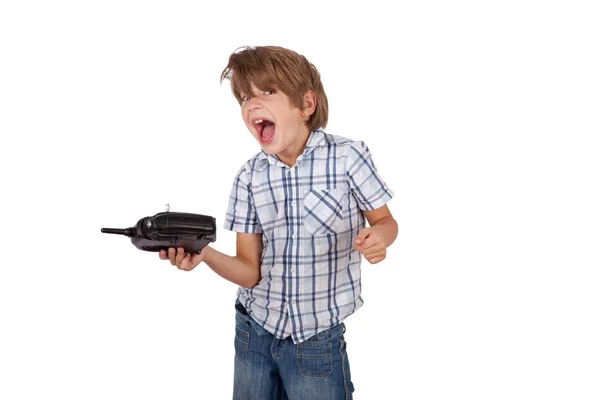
top-left (303, 188), bottom-right (345, 236)
top-left (297, 342), bottom-right (332, 378)
top-left (234, 325), bottom-right (249, 362)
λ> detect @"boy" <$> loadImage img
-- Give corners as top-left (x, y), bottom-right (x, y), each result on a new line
top-left (159, 46), bottom-right (398, 399)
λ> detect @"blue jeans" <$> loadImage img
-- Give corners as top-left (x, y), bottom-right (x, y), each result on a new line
top-left (233, 307), bottom-right (355, 399)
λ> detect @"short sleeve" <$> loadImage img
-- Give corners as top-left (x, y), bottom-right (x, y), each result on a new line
top-left (346, 141), bottom-right (394, 211)
top-left (223, 163), bottom-right (263, 234)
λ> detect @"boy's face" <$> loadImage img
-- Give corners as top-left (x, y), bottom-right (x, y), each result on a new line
top-left (240, 83), bottom-right (310, 163)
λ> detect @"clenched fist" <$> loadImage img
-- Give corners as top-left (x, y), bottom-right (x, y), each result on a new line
top-left (353, 227), bottom-right (387, 264)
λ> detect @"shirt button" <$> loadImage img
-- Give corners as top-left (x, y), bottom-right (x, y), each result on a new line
top-left (291, 201), bottom-right (296, 206)
top-left (292, 234), bottom-right (297, 239)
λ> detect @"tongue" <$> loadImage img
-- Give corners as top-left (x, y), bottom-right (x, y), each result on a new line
top-left (262, 123), bottom-right (275, 141)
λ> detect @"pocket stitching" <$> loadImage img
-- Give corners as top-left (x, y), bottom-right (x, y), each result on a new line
top-left (297, 342), bottom-right (332, 378)
top-left (303, 188), bottom-right (345, 236)
top-left (235, 327), bottom-right (249, 362)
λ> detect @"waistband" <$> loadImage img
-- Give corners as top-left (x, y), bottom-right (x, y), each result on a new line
top-left (235, 301), bottom-right (249, 316)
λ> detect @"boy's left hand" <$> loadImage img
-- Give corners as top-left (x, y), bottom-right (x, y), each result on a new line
top-left (353, 227), bottom-right (387, 264)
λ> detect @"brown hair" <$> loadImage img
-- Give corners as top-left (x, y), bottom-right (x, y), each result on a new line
top-left (220, 46), bottom-right (329, 131)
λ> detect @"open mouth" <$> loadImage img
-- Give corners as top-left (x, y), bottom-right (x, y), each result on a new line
top-left (252, 118), bottom-right (276, 145)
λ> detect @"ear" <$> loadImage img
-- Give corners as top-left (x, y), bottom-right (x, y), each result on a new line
top-left (301, 90), bottom-right (317, 119)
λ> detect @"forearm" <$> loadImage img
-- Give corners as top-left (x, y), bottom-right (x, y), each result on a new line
top-left (200, 246), bottom-right (260, 288)
top-left (371, 216), bottom-right (398, 247)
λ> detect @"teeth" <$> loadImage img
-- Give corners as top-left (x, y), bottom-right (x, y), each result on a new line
top-left (254, 119), bottom-right (263, 124)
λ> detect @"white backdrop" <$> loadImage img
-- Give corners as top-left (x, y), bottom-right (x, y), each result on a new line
top-left (1, 1), bottom-right (599, 399)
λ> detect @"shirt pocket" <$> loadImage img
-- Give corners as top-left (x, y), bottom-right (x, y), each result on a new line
top-left (303, 188), bottom-right (346, 236)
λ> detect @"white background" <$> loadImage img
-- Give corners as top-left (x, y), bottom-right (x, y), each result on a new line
top-left (1, 1), bottom-right (599, 399)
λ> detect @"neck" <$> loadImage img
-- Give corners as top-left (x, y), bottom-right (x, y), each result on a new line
top-left (277, 128), bottom-right (311, 167)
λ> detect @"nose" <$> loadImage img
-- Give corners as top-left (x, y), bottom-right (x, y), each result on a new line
top-left (247, 97), bottom-right (263, 111)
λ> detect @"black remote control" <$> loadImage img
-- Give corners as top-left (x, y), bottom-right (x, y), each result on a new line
top-left (101, 210), bottom-right (216, 253)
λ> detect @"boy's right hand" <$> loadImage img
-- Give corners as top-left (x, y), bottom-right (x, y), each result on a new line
top-left (159, 247), bottom-right (206, 271)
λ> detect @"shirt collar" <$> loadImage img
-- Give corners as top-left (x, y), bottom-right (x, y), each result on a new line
top-left (257, 130), bottom-right (326, 168)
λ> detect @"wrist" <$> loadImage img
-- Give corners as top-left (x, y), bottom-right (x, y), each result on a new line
top-left (371, 217), bottom-right (398, 247)
top-left (201, 245), bottom-right (215, 262)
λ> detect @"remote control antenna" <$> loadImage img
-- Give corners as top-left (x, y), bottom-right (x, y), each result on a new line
top-left (101, 227), bottom-right (136, 237)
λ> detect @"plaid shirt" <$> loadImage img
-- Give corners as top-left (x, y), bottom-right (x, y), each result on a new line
top-left (224, 130), bottom-right (394, 343)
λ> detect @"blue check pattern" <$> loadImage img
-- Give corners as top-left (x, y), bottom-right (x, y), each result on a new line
top-left (224, 130), bottom-right (394, 344)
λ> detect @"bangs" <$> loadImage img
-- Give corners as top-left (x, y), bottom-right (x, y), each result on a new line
top-left (231, 68), bottom-right (278, 100)
top-left (223, 48), bottom-right (280, 102)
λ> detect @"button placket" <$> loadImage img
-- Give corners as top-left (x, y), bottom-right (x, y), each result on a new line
top-left (288, 166), bottom-right (297, 241)
top-left (287, 166), bottom-right (298, 272)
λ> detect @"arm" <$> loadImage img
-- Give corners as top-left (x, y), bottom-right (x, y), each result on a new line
top-left (203, 232), bottom-right (262, 288)
top-left (353, 204), bottom-right (398, 264)
top-left (346, 141), bottom-right (396, 264)
top-left (160, 232), bottom-right (262, 288)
